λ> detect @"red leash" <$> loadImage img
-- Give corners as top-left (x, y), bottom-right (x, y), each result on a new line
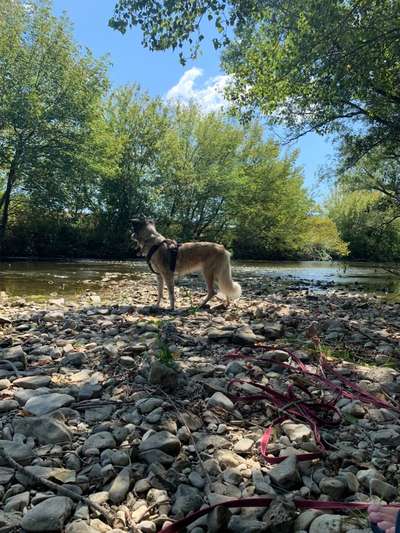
top-left (224, 346), bottom-right (400, 462)
top-left (161, 497), bottom-right (400, 532)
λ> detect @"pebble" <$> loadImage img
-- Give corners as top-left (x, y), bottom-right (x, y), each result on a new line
top-left (1, 272), bottom-right (400, 533)
top-left (21, 496), bottom-right (73, 531)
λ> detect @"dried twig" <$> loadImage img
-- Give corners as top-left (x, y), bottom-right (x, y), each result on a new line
top-left (0, 447), bottom-right (115, 526)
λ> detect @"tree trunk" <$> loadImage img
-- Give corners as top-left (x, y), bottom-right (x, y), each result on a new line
top-left (0, 157), bottom-right (17, 257)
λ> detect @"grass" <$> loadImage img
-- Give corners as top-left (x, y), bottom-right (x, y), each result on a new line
top-left (314, 342), bottom-right (397, 369)
top-left (154, 319), bottom-right (177, 367)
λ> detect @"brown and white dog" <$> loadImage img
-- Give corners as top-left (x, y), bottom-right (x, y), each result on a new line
top-left (131, 218), bottom-right (241, 310)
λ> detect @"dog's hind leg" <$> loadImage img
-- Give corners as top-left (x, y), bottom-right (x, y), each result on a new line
top-left (199, 270), bottom-right (216, 307)
top-left (156, 274), bottom-right (164, 306)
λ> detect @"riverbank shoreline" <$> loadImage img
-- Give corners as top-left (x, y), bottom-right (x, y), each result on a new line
top-left (0, 273), bottom-right (399, 532)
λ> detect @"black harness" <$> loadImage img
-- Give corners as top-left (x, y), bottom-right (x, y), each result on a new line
top-left (146, 240), bottom-right (180, 274)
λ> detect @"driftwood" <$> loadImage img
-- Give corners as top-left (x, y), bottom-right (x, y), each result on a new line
top-left (0, 447), bottom-right (115, 526)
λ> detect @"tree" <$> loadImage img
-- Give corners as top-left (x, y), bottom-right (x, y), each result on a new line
top-left (109, 0), bottom-right (400, 166)
top-left (0, 0), bottom-right (109, 255)
top-left (154, 105), bottom-right (244, 242)
top-left (98, 86), bottom-right (169, 255)
top-left (231, 137), bottom-right (316, 258)
top-left (328, 189), bottom-right (400, 261)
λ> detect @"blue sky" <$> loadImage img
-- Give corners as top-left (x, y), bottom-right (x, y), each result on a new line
top-left (53, 0), bottom-right (334, 203)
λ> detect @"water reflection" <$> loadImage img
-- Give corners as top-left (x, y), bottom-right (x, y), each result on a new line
top-left (0, 259), bottom-right (398, 298)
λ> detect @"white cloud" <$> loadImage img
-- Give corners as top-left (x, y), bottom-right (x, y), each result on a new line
top-left (166, 67), bottom-right (231, 113)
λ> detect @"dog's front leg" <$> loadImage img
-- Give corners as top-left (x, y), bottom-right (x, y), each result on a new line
top-left (156, 274), bottom-right (164, 306)
top-left (165, 275), bottom-right (175, 310)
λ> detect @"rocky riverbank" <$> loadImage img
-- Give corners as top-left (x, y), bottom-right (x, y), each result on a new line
top-left (0, 271), bottom-right (399, 532)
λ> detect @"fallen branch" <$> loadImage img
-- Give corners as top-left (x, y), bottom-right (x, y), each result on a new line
top-left (0, 447), bottom-right (115, 526)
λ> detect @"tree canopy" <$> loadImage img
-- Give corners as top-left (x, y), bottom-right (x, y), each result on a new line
top-left (110, 1), bottom-right (400, 166)
top-left (1, 0), bottom-right (348, 261)
top-left (0, 0), bottom-right (110, 253)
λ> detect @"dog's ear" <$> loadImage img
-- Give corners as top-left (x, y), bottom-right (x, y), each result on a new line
top-left (145, 218), bottom-right (155, 225)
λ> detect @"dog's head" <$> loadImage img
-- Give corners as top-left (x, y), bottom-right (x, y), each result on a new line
top-left (130, 218), bottom-right (156, 248)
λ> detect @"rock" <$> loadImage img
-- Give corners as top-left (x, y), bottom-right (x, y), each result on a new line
top-left (338, 471), bottom-right (359, 493)
top-left (259, 350), bottom-right (289, 362)
top-left (24, 393), bottom-right (75, 415)
top-left (208, 505), bottom-right (231, 532)
top-left (196, 434), bottom-right (230, 452)
top-left (84, 405), bottom-right (115, 424)
top-left (269, 456), bottom-right (300, 489)
top-left (282, 422), bottom-right (312, 443)
top-left (109, 466), bottom-right (131, 504)
top-left (223, 467), bottom-right (242, 485)
top-left (294, 510), bottom-right (323, 531)
top-left (65, 520), bottom-right (101, 533)
top-left (139, 431), bottom-right (181, 456)
top-left (341, 401), bottom-right (365, 417)
top-left (13, 375), bottom-right (51, 389)
top-left (14, 387), bottom-right (51, 406)
top-left (228, 515), bottom-right (268, 532)
top-left (207, 392), bottom-right (234, 411)
top-left (232, 326), bottom-right (258, 346)
top-left (319, 477), bottom-right (347, 499)
top-left (4, 490), bottom-right (30, 512)
top-left (21, 496), bottom-right (73, 531)
top-left (135, 478), bottom-right (151, 494)
top-left (13, 415), bottom-right (72, 444)
top-left (225, 361), bottom-right (245, 376)
top-left (263, 322), bottom-right (284, 340)
top-left (43, 310), bottom-right (65, 321)
top-left (148, 360), bottom-right (178, 389)
top-left (370, 479), bottom-right (397, 501)
top-left (0, 466), bottom-right (14, 484)
top-left (233, 438), bottom-right (254, 454)
top-left (0, 510), bottom-right (22, 529)
top-left (16, 466), bottom-right (76, 486)
top-left (131, 504), bottom-right (148, 523)
top-left (0, 378), bottom-right (11, 390)
top-left (372, 428), bottom-right (400, 446)
top-left (139, 521), bottom-right (157, 533)
top-left (263, 499), bottom-right (296, 532)
top-left (207, 328), bottom-right (233, 341)
top-left (172, 484), bottom-right (203, 517)
top-left (214, 450), bottom-right (243, 469)
top-left (357, 468), bottom-right (385, 489)
top-left (0, 399), bottom-right (18, 412)
top-left (0, 440), bottom-right (35, 466)
top-left (0, 345), bottom-right (27, 367)
top-left (309, 514), bottom-right (343, 533)
top-left (137, 397), bottom-right (163, 414)
top-left (83, 432), bottom-right (116, 451)
top-left (104, 343), bottom-right (119, 357)
top-left (188, 471), bottom-right (205, 489)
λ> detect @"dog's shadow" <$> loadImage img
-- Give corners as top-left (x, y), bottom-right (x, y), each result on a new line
top-left (134, 302), bottom-right (228, 317)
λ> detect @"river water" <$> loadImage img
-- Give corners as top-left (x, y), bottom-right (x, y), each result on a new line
top-left (0, 260), bottom-right (398, 299)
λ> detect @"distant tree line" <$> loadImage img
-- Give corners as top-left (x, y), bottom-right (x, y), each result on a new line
top-left (2, 0), bottom-right (399, 262)
top-left (109, 0), bottom-right (400, 263)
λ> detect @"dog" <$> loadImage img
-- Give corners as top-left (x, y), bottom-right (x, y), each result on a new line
top-left (131, 218), bottom-right (241, 310)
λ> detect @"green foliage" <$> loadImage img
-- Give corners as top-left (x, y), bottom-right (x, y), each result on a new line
top-left (328, 189), bottom-right (400, 261)
top-left (110, 0), bottom-right (400, 169)
top-left (301, 216), bottom-right (349, 260)
top-left (1, 0), bottom-right (347, 261)
top-left (0, 0), bottom-right (111, 253)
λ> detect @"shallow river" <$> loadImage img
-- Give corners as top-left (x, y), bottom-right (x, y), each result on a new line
top-left (0, 260), bottom-right (398, 299)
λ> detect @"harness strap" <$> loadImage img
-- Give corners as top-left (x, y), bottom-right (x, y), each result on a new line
top-left (169, 243), bottom-right (180, 272)
top-left (146, 240), bottom-right (180, 274)
top-left (146, 241), bottom-right (166, 274)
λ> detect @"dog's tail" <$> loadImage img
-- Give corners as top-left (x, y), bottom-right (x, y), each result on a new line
top-left (217, 250), bottom-right (241, 300)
